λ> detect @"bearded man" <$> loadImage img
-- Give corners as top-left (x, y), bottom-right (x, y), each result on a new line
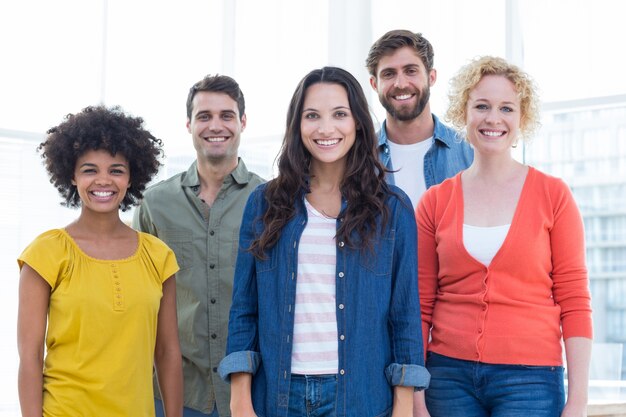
top-left (366, 30), bottom-right (473, 208)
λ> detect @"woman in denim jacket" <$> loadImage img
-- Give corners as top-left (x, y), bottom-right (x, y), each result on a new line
top-left (218, 66), bottom-right (430, 417)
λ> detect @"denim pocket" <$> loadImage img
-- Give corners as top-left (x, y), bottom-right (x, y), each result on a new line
top-left (359, 233), bottom-right (394, 276)
top-left (255, 245), bottom-right (278, 272)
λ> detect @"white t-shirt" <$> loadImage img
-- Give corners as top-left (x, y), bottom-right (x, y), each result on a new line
top-left (388, 137), bottom-right (434, 209)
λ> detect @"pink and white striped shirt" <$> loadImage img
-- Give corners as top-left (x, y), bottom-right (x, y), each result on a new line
top-left (290, 199), bottom-right (338, 375)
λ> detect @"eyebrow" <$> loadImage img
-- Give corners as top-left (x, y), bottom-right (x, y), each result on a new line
top-left (302, 105), bottom-right (350, 112)
top-left (195, 109), bottom-right (237, 116)
top-left (472, 97), bottom-right (517, 105)
top-left (79, 162), bottom-right (128, 168)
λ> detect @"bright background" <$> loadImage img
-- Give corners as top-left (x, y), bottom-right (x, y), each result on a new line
top-left (2, 0), bottom-right (626, 414)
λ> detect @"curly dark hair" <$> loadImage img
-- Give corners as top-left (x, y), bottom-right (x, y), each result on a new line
top-left (38, 105), bottom-right (163, 211)
top-left (249, 66), bottom-right (391, 259)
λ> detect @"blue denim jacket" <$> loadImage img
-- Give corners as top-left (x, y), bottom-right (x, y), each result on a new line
top-left (219, 183), bottom-right (430, 417)
top-left (378, 114), bottom-right (474, 187)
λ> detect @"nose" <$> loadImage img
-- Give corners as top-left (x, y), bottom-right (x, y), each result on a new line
top-left (394, 73), bottom-right (408, 89)
top-left (485, 108), bottom-right (501, 124)
top-left (208, 118), bottom-right (222, 132)
top-left (95, 173), bottom-right (112, 185)
top-left (317, 117), bottom-right (334, 136)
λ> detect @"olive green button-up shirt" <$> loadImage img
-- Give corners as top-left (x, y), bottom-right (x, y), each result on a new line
top-left (132, 159), bottom-right (264, 416)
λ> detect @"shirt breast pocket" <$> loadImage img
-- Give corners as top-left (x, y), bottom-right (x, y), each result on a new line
top-left (160, 229), bottom-right (193, 271)
top-left (359, 233), bottom-right (395, 277)
top-left (255, 246), bottom-right (278, 273)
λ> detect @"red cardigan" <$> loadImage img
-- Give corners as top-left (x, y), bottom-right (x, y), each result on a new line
top-left (417, 167), bottom-right (592, 366)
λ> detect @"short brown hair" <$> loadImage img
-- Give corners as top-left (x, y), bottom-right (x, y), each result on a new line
top-left (186, 74), bottom-right (245, 120)
top-left (366, 30), bottom-right (434, 76)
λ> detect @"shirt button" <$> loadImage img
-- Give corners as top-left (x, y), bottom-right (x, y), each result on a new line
top-left (211, 333), bottom-right (217, 339)
top-left (209, 230), bottom-right (215, 236)
top-left (210, 263), bottom-right (215, 269)
top-left (340, 334), bottom-right (345, 341)
top-left (211, 298), bottom-right (216, 304)
top-left (338, 241), bottom-right (345, 248)
top-left (339, 369), bottom-right (345, 375)
top-left (478, 328), bottom-right (483, 333)
top-left (338, 304), bottom-right (344, 310)
top-left (338, 272), bottom-right (344, 278)
top-left (213, 367), bottom-right (218, 372)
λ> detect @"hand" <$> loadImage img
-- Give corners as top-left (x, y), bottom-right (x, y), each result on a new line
top-left (231, 406), bottom-right (258, 417)
top-left (560, 401), bottom-right (587, 417)
top-left (413, 391), bottom-right (431, 417)
top-left (391, 385), bottom-right (413, 417)
top-left (230, 373), bottom-right (257, 417)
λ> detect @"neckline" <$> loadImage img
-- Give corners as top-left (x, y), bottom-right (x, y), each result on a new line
top-left (304, 198), bottom-right (337, 221)
top-left (60, 228), bottom-right (142, 262)
top-left (457, 166), bottom-right (534, 268)
top-left (463, 223), bottom-right (511, 230)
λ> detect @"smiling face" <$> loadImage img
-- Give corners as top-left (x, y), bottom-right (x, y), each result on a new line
top-left (370, 46), bottom-right (436, 122)
top-left (72, 149), bottom-right (130, 214)
top-left (187, 91), bottom-right (246, 164)
top-left (466, 74), bottom-right (521, 155)
top-left (300, 82), bottom-right (356, 171)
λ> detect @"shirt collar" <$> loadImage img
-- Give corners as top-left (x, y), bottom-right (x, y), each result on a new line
top-left (181, 157), bottom-right (252, 188)
top-left (378, 114), bottom-right (457, 148)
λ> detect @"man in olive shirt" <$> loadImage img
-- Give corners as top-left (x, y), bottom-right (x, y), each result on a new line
top-left (133, 75), bottom-right (264, 417)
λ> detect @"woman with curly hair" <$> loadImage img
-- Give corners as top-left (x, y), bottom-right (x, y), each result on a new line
top-left (415, 57), bottom-right (592, 417)
top-left (17, 105), bottom-right (183, 417)
top-left (218, 67), bottom-right (430, 417)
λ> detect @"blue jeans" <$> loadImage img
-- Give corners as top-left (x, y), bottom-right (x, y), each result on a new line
top-left (425, 352), bottom-right (565, 417)
top-left (154, 398), bottom-right (218, 417)
top-left (288, 374), bottom-right (337, 417)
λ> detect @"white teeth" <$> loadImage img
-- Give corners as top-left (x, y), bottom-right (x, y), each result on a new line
top-left (481, 130), bottom-right (504, 137)
top-left (93, 191), bottom-right (113, 197)
top-left (206, 137), bottom-right (227, 142)
top-left (315, 139), bottom-right (340, 146)
top-left (395, 94), bottom-right (412, 100)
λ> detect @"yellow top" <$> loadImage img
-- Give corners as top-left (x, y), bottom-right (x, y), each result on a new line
top-left (18, 229), bottom-right (179, 417)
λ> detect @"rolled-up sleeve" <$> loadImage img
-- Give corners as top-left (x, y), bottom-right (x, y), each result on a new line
top-left (218, 350), bottom-right (261, 382)
top-left (385, 363), bottom-right (431, 388)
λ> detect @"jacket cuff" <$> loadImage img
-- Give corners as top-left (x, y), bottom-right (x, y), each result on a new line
top-left (218, 351), bottom-right (261, 383)
top-left (385, 363), bottom-right (431, 390)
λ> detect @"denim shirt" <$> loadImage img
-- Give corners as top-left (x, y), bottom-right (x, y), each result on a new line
top-left (378, 114), bottom-right (474, 188)
top-left (219, 183), bottom-right (430, 417)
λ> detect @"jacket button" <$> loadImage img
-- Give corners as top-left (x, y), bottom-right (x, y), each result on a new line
top-left (338, 272), bottom-right (344, 278)
top-left (338, 304), bottom-right (344, 310)
top-left (338, 241), bottom-right (345, 248)
top-left (339, 369), bottom-right (345, 375)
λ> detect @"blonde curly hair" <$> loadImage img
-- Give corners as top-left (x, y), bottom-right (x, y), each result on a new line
top-left (446, 56), bottom-right (540, 142)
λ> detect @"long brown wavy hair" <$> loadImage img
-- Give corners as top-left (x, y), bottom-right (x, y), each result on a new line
top-left (249, 66), bottom-right (391, 259)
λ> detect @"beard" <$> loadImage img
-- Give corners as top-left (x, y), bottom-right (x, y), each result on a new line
top-left (380, 84), bottom-right (430, 122)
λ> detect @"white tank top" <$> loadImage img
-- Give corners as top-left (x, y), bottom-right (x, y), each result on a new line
top-left (463, 223), bottom-right (510, 266)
